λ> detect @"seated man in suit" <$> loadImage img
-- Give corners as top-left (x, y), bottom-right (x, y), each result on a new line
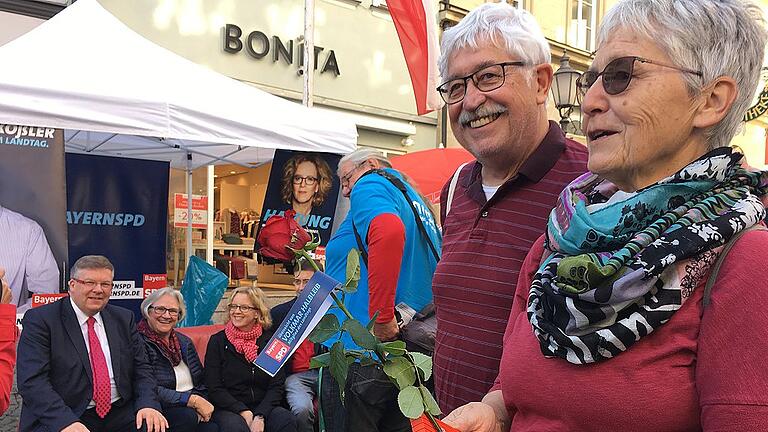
top-left (17, 255), bottom-right (168, 432)
top-left (270, 258), bottom-right (323, 432)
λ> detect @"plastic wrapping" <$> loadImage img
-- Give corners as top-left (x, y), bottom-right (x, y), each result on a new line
top-left (177, 256), bottom-right (228, 327)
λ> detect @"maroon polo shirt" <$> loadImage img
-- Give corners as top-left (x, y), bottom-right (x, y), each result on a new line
top-left (432, 121), bottom-right (588, 413)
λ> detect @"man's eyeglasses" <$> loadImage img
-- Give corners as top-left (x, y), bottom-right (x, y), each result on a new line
top-left (576, 56), bottom-right (702, 104)
top-left (228, 304), bottom-right (257, 312)
top-left (436, 61), bottom-right (527, 105)
top-left (340, 162), bottom-right (367, 188)
top-left (293, 175), bottom-right (318, 186)
top-left (149, 306), bottom-right (180, 317)
top-left (72, 278), bottom-right (113, 290)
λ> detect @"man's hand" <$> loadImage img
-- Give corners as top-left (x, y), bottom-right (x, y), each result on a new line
top-left (240, 410), bottom-right (254, 426)
top-left (61, 422), bottom-right (91, 432)
top-left (443, 402), bottom-right (504, 432)
top-left (188, 394), bottom-right (214, 422)
top-left (136, 407), bottom-right (168, 432)
top-left (0, 268), bottom-right (11, 305)
top-left (249, 415), bottom-right (265, 432)
top-left (373, 317), bottom-right (400, 341)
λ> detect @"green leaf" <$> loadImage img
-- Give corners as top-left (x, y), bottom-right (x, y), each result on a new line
top-left (419, 385), bottom-right (442, 416)
top-left (309, 352), bottom-right (330, 369)
top-left (342, 319), bottom-right (378, 350)
top-left (308, 314), bottom-right (340, 344)
top-left (366, 311), bottom-right (380, 331)
top-left (397, 386), bottom-right (424, 419)
top-left (360, 355), bottom-right (378, 366)
top-left (383, 356), bottom-right (416, 390)
top-left (408, 352), bottom-right (433, 382)
top-left (380, 340), bottom-right (407, 357)
top-left (329, 341), bottom-right (348, 399)
top-left (343, 249), bottom-right (361, 293)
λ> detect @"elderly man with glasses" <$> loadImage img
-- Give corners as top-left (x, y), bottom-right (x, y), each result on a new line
top-left (327, 148), bottom-right (441, 432)
top-left (17, 255), bottom-right (168, 432)
top-left (430, 2), bottom-right (588, 413)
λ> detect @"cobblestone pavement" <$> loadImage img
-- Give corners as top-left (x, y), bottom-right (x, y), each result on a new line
top-left (0, 374), bottom-right (19, 432)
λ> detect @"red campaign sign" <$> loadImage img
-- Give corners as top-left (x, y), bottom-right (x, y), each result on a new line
top-left (32, 293), bottom-right (68, 308)
top-left (265, 339), bottom-right (291, 362)
top-left (143, 274), bottom-right (167, 298)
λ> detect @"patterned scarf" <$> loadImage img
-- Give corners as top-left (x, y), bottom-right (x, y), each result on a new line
top-left (225, 320), bottom-right (263, 362)
top-left (137, 319), bottom-right (182, 366)
top-left (528, 148), bottom-right (768, 364)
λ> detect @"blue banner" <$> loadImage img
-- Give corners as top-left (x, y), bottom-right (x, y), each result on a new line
top-left (66, 153), bottom-right (169, 316)
top-left (255, 271), bottom-right (339, 376)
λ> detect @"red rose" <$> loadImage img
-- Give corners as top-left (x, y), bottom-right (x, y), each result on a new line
top-left (257, 210), bottom-right (312, 262)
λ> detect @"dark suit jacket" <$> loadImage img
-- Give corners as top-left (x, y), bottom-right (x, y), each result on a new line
top-left (16, 299), bottom-right (160, 432)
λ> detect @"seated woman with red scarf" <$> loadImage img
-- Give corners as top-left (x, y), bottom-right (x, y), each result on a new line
top-left (204, 286), bottom-right (296, 432)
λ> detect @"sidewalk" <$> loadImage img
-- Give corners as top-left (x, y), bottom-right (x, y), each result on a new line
top-left (0, 374), bottom-right (19, 431)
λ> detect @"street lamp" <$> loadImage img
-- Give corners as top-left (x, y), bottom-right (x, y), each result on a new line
top-left (551, 50), bottom-right (581, 132)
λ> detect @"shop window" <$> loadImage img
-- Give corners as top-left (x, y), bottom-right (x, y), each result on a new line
top-left (568, 0), bottom-right (599, 52)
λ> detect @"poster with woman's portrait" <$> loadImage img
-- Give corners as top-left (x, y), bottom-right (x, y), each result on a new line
top-left (258, 150), bottom-right (342, 246)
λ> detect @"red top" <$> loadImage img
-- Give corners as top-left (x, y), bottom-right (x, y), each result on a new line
top-left (492, 232), bottom-right (768, 431)
top-left (0, 304), bottom-right (17, 415)
top-left (291, 338), bottom-right (315, 374)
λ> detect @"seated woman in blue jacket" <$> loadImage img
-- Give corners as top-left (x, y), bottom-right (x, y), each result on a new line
top-left (139, 288), bottom-right (218, 432)
top-left (204, 286), bottom-right (296, 432)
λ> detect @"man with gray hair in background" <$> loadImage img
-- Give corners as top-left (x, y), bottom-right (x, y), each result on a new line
top-left (326, 148), bottom-right (441, 431)
top-left (431, 2), bottom-right (588, 413)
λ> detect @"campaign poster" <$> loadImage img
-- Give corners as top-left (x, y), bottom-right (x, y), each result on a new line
top-left (258, 150), bottom-right (342, 246)
top-left (254, 271), bottom-right (337, 376)
top-left (66, 153), bottom-right (169, 316)
top-left (0, 124), bottom-right (67, 311)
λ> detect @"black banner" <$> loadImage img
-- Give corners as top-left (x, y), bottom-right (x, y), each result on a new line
top-left (0, 124), bottom-right (67, 311)
top-left (258, 150), bottom-right (341, 246)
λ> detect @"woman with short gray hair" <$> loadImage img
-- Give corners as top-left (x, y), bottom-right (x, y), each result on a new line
top-left (444, 0), bottom-right (768, 430)
top-left (139, 288), bottom-right (218, 432)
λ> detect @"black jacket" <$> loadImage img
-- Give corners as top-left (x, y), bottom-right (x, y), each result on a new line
top-left (141, 331), bottom-right (208, 408)
top-left (203, 329), bottom-right (285, 417)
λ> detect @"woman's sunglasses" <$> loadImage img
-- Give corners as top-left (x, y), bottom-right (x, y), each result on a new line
top-left (576, 56), bottom-right (702, 103)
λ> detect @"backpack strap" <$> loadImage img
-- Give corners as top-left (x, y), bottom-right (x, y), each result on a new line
top-left (703, 224), bottom-right (767, 307)
top-left (445, 162), bottom-right (469, 216)
top-left (352, 169), bottom-right (440, 266)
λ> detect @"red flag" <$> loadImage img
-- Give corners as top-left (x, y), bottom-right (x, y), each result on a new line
top-left (387, 0), bottom-right (443, 115)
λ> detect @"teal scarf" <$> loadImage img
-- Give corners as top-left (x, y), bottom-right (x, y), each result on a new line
top-left (528, 147), bottom-right (767, 364)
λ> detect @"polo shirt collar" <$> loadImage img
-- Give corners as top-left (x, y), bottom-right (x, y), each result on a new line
top-left (462, 121), bottom-right (567, 205)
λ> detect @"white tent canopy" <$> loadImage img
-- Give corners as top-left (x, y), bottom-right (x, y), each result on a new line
top-left (0, 0), bottom-right (358, 169)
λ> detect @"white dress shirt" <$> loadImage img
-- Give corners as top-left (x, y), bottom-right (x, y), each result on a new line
top-left (0, 205), bottom-right (59, 312)
top-left (70, 299), bottom-right (121, 406)
top-left (174, 360), bottom-right (194, 392)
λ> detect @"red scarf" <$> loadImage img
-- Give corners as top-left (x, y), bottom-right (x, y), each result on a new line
top-left (137, 319), bottom-right (182, 366)
top-left (225, 320), bottom-right (263, 362)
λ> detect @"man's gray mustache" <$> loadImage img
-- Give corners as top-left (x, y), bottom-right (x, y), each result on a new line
top-left (458, 104), bottom-right (508, 125)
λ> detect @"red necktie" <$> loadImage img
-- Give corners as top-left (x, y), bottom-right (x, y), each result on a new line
top-left (87, 317), bottom-right (112, 418)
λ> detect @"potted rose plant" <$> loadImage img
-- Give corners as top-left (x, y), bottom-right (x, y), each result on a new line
top-left (257, 211), bottom-right (457, 432)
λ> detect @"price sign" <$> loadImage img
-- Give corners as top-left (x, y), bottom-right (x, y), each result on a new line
top-left (174, 193), bottom-right (208, 228)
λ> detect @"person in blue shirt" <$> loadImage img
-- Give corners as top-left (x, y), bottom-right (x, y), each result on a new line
top-left (323, 148), bottom-right (441, 432)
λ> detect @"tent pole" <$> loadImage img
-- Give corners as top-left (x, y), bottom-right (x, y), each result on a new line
top-left (303, 0), bottom-right (315, 107)
top-left (185, 152), bottom-right (193, 278)
top-left (206, 164), bottom-right (214, 265)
